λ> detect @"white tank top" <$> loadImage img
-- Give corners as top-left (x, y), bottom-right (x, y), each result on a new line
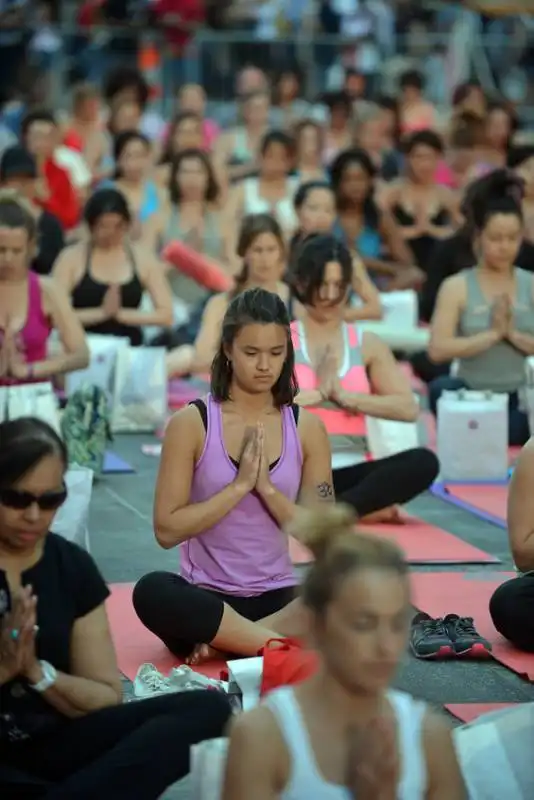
top-left (243, 178), bottom-right (298, 232)
top-left (264, 687), bottom-right (427, 799)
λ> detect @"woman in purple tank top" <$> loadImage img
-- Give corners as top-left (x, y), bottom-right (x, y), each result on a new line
top-left (0, 193), bottom-right (88, 386)
top-left (134, 287), bottom-right (333, 665)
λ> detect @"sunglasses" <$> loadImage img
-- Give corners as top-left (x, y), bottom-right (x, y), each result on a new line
top-left (0, 487), bottom-right (67, 511)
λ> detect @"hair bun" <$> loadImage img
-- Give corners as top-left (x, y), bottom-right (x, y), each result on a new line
top-left (287, 504), bottom-right (357, 560)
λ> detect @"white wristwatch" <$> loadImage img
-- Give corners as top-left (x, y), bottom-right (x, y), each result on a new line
top-left (30, 661), bottom-right (57, 693)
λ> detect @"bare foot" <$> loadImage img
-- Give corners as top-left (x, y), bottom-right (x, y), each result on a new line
top-left (185, 643), bottom-right (224, 666)
top-left (359, 506), bottom-right (403, 525)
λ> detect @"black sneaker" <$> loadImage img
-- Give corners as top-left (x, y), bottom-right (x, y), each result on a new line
top-left (444, 615), bottom-right (492, 658)
top-left (410, 612), bottom-right (454, 659)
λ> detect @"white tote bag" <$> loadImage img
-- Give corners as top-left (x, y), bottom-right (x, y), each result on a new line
top-left (111, 346), bottom-right (167, 433)
top-left (437, 390), bottom-right (509, 481)
top-left (366, 412), bottom-right (420, 459)
top-left (0, 382), bottom-right (61, 435)
top-left (65, 334), bottom-right (130, 401)
top-left (51, 466), bottom-right (93, 552)
top-left (190, 738), bottom-right (229, 800)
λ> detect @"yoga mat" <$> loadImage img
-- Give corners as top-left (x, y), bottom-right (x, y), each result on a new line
top-left (289, 514), bottom-right (499, 565)
top-left (103, 451), bottom-right (136, 474)
top-left (446, 703), bottom-right (516, 724)
top-left (431, 483), bottom-right (507, 529)
top-left (411, 572), bottom-right (534, 680)
top-left (107, 583), bottom-right (225, 680)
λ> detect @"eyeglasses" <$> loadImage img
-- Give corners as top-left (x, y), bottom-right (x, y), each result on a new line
top-left (0, 487), bottom-right (67, 511)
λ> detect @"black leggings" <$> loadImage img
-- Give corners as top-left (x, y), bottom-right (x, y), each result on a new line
top-left (1, 691), bottom-right (231, 799)
top-left (133, 575), bottom-right (296, 658)
top-left (333, 447), bottom-right (439, 517)
top-left (489, 573), bottom-right (534, 652)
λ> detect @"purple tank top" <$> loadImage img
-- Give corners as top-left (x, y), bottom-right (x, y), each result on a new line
top-left (180, 394), bottom-right (302, 596)
top-left (0, 272), bottom-right (51, 386)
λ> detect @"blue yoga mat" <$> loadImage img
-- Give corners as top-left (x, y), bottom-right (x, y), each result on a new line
top-left (103, 451), bottom-right (136, 474)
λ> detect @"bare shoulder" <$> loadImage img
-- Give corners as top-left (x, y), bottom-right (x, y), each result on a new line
top-left (422, 708), bottom-right (466, 795)
top-left (361, 330), bottom-right (392, 359)
top-left (298, 407), bottom-right (328, 438)
top-left (439, 272), bottom-right (467, 302)
top-left (514, 437), bottom-right (534, 472)
top-left (227, 705), bottom-right (288, 775)
top-left (165, 403), bottom-right (205, 440)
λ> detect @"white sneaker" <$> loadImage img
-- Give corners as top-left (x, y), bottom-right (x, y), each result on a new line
top-left (133, 663), bottom-right (172, 698)
top-left (169, 665), bottom-right (227, 693)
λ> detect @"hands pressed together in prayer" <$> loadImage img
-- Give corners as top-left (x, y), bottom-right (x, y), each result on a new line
top-left (0, 329), bottom-right (32, 381)
top-left (234, 423), bottom-right (274, 498)
top-left (0, 584), bottom-right (41, 686)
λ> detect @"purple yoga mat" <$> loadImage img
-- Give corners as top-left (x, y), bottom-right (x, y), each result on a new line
top-left (103, 451), bottom-right (136, 474)
top-left (430, 482), bottom-right (506, 529)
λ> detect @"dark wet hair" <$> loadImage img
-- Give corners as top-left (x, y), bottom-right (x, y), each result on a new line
top-left (103, 66), bottom-right (149, 109)
top-left (400, 70), bottom-right (424, 92)
top-left (169, 148), bottom-right (220, 205)
top-left (260, 129), bottom-right (295, 159)
top-left (288, 233), bottom-right (352, 306)
top-left (211, 287), bottom-right (297, 407)
top-left (291, 504), bottom-right (407, 615)
top-left (113, 130), bottom-right (150, 178)
top-left (508, 146), bottom-right (534, 170)
top-left (21, 109), bottom-right (57, 140)
top-left (330, 148), bottom-right (379, 227)
top-left (231, 213), bottom-right (285, 298)
top-left (160, 111), bottom-right (202, 165)
top-left (0, 191), bottom-right (36, 240)
top-left (84, 188), bottom-right (131, 228)
top-left (403, 129), bottom-right (444, 155)
top-left (470, 170), bottom-right (523, 232)
top-left (293, 180), bottom-right (333, 211)
top-left (0, 145), bottom-right (37, 181)
top-left (0, 417), bottom-right (67, 488)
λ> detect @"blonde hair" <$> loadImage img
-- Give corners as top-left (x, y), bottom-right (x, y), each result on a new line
top-left (289, 504), bottom-right (407, 613)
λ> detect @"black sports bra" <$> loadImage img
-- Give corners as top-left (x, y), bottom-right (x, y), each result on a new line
top-left (190, 398), bottom-right (300, 470)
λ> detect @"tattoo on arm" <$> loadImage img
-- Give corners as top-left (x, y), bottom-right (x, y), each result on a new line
top-left (316, 482), bottom-right (334, 500)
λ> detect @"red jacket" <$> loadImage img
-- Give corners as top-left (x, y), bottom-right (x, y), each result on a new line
top-left (38, 159), bottom-right (80, 232)
top-left (154, 0), bottom-right (205, 49)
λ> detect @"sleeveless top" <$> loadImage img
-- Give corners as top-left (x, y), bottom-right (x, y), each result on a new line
top-left (457, 267), bottom-right (534, 393)
top-left (264, 686), bottom-right (427, 800)
top-left (0, 272), bottom-right (51, 386)
top-left (291, 321), bottom-right (370, 461)
top-left (243, 178), bottom-right (299, 231)
top-left (392, 203), bottom-right (450, 272)
top-left (180, 394), bottom-right (302, 596)
top-left (71, 245), bottom-right (144, 346)
top-left (332, 218), bottom-right (383, 289)
top-left (229, 128), bottom-right (255, 166)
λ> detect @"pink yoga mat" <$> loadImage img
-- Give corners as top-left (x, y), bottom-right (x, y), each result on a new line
top-left (445, 702), bottom-right (516, 723)
top-left (289, 513), bottom-right (499, 565)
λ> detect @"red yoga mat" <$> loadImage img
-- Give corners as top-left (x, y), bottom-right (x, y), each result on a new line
top-left (289, 514), bottom-right (499, 565)
top-left (411, 572), bottom-right (534, 680)
top-left (106, 584), bottom-right (226, 681)
top-left (445, 702), bottom-right (516, 724)
top-left (444, 484), bottom-right (507, 524)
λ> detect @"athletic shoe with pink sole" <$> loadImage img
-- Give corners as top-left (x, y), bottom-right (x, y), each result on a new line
top-left (444, 615), bottom-right (492, 657)
top-left (410, 612), bottom-right (455, 659)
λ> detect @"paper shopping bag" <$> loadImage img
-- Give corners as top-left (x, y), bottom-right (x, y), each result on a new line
top-left (0, 382), bottom-right (61, 435)
top-left (51, 466), bottom-right (93, 551)
top-left (111, 346), bottom-right (167, 432)
top-left (437, 390), bottom-right (508, 481)
top-left (65, 334), bottom-right (129, 402)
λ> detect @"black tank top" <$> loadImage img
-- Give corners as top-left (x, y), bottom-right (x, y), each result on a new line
top-left (392, 204), bottom-right (450, 273)
top-left (71, 245), bottom-right (144, 346)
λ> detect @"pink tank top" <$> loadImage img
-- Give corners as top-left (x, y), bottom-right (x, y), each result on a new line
top-left (291, 321), bottom-right (370, 438)
top-left (0, 272), bottom-right (51, 386)
top-left (180, 394), bottom-right (301, 596)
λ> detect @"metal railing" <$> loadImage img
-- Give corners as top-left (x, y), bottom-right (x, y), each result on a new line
top-left (9, 18), bottom-right (534, 121)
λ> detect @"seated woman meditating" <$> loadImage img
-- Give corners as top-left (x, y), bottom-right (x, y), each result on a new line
top-left (133, 287), bottom-right (333, 664)
top-left (0, 193), bottom-right (88, 385)
top-left (489, 437), bottom-right (534, 652)
top-left (224, 505), bottom-right (466, 800)
top-left (428, 171), bottom-right (534, 446)
top-left (290, 184), bottom-right (382, 324)
top-left (289, 234), bottom-right (439, 523)
top-left (0, 417), bottom-right (232, 798)
top-left (52, 188), bottom-right (173, 346)
top-left (166, 213), bottom-right (291, 377)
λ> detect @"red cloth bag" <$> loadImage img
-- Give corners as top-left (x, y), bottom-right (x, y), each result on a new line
top-left (260, 638), bottom-right (319, 697)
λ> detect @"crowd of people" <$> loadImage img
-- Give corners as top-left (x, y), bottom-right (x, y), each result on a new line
top-left (0, 39), bottom-right (533, 798)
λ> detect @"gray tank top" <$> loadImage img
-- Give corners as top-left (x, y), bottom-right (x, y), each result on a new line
top-left (457, 268), bottom-right (534, 393)
top-left (165, 208), bottom-right (223, 305)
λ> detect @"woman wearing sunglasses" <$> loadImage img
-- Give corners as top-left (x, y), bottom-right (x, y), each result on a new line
top-left (0, 417), bottom-right (231, 798)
